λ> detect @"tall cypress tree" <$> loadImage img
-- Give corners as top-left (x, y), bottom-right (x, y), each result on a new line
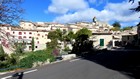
top-left (31, 37), bottom-right (35, 51)
top-left (0, 45), bottom-right (5, 55)
top-left (0, 44), bottom-right (5, 61)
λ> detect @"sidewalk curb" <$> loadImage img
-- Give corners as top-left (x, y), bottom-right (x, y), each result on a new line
top-left (0, 71), bottom-right (14, 75)
top-left (50, 60), bottom-right (66, 64)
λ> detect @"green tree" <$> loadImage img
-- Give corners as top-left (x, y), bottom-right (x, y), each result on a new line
top-left (112, 21), bottom-right (121, 28)
top-left (122, 26), bottom-right (132, 31)
top-left (62, 29), bottom-right (67, 35)
top-left (65, 31), bottom-right (75, 42)
top-left (110, 27), bottom-right (121, 31)
top-left (62, 29), bottom-right (68, 41)
top-left (48, 29), bottom-right (62, 40)
top-left (0, 45), bottom-right (12, 69)
top-left (48, 31), bottom-right (57, 40)
top-left (75, 28), bottom-right (92, 41)
top-left (15, 42), bottom-right (25, 54)
top-left (56, 29), bottom-right (63, 41)
top-left (48, 29), bottom-right (63, 49)
top-left (72, 28), bottom-right (93, 55)
top-left (0, 0), bottom-right (24, 24)
top-left (111, 22), bottom-right (121, 31)
top-left (47, 39), bottom-right (58, 49)
top-left (31, 37), bottom-right (35, 51)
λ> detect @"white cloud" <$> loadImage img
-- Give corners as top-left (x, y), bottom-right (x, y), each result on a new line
top-left (102, 1), bottom-right (139, 22)
top-left (54, 8), bottom-right (99, 23)
top-left (47, 0), bottom-right (89, 14)
top-left (53, 0), bottom-right (139, 24)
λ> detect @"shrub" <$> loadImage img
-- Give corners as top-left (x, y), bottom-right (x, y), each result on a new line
top-left (52, 48), bottom-right (60, 57)
top-left (0, 53), bottom-right (19, 72)
top-left (63, 46), bottom-right (70, 52)
top-left (9, 53), bottom-right (19, 65)
top-left (18, 49), bottom-right (55, 68)
top-left (14, 43), bottom-right (26, 54)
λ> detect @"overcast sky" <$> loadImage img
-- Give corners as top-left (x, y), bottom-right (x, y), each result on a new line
top-left (22, 0), bottom-right (140, 27)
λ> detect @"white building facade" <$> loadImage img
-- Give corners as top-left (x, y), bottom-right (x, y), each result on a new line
top-left (0, 18), bottom-right (118, 54)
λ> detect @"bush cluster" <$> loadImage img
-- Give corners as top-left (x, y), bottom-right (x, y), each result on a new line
top-left (18, 48), bottom-right (55, 68)
top-left (0, 47), bottom-right (55, 72)
top-left (0, 53), bottom-right (19, 72)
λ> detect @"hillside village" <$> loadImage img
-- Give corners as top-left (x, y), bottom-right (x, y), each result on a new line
top-left (0, 17), bottom-right (140, 54)
top-left (1, 0), bottom-right (140, 78)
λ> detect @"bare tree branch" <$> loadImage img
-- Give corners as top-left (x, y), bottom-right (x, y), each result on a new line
top-left (129, 0), bottom-right (140, 12)
top-left (0, 0), bottom-right (24, 25)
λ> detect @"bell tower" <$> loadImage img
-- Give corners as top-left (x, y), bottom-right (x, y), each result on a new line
top-left (93, 16), bottom-right (97, 23)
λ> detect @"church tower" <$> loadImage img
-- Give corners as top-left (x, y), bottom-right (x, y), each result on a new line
top-left (93, 17), bottom-right (97, 23)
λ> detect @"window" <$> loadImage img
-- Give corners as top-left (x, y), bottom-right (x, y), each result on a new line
top-left (7, 27), bottom-right (9, 30)
top-left (37, 34), bottom-right (40, 36)
top-left (45, 34), bottom-right (47, 36)
top-left (29, 46), bottom-right (32, 50)
top-left (23, 36), bottom-right (26, 38)
top-left (36, 37), bottom-right (38, 40)
top-left (35, 46), bottom-right (38, 48)
top-left (13, 32), bottom-right (15, 34)
top-left (13, 36), bottom-right (15, 38)
top-left (18, 36), bottom-right (22, 39)
top-left (19, 32), bottom-right (22, 35)
top-left (29, 32), bottom-right (32, 34)
top-left (24, 32), bottom-right (26, 34)
top-left (104, 29), bottom-right (108, 32)
top-left (37, 41), bottom-right (39, 44)
top-left (6, 32), bottom-right (10, 36)
top-left (29, 36), bottom-right (32, 39)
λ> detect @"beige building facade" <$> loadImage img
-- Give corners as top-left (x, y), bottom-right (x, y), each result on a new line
top-left (91, 33), bottom-right (113, 49)
top-left (0, 18), bottom-right (115, 54)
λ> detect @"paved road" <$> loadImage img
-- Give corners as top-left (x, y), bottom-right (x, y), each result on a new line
top-left (0, 58), bottom-right (131, 79)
